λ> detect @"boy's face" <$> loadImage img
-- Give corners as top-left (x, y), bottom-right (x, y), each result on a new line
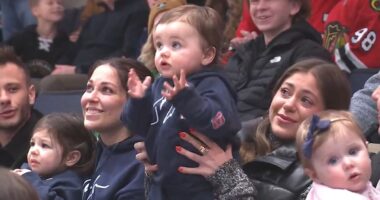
top-left (153, 21), bottom-right (214, 78)
top-left (27, 129), bottom-right (65, 177)
top-left (308, 131), bottom-right (371, 193)
top-left (249, 0), bottom-right (300, 38)
top-left (32, 0), bottom-right (64, 23)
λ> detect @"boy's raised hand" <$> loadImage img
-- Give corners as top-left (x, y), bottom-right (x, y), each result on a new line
top-left (162, 69), bottom-right (188, 100)
top-left (128, 69), bottom-right (152, 98)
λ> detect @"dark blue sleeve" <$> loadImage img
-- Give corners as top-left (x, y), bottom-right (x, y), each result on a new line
top-left (22, 171), bottom-right (82, 200)
top-left (120, 88), bottom-right (153, 137)
top-left (171, 77), bottom-right (241, 140)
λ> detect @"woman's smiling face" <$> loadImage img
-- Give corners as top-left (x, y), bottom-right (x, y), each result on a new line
top-left (269, 72), bottom-right (325, 139)
top-left (81, 64), bottom-right (127, 133)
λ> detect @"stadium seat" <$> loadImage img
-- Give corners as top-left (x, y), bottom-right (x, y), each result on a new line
top-left (38, 74), bottom-right (87, 93)
top-left (34, 90), bottom-right (84, 115)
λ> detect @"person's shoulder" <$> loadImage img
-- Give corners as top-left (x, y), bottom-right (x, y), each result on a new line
top-left (16, 109), bottom-right (42, 138)
top-left (189, 68), bottom-right (229, 84)
top-left (310, 182), bottom-right (371, 199)
top-left (288, 20), bottom-right (322, 44)
top-left (229, 36), bottom-right (263, 63)
top-left (237, 36), bottom-right (264, 52)
top-left (49, 169), bottom-right (83, 184)
top-left (30, 109), bottom-right (43, 123)
top-left (111, 135), bottom-right (144, 155)
top-left (54, 29), bottom-right (71, 41)
top-left (291, 39), bottom-right (331, 62)
top-left (6, 25), bottom-right (37, 43)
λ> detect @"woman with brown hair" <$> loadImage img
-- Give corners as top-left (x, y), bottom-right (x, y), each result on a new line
top-left (177, 59), bottom-right (351, 199)
top-left (136, 58), bottom-right (351, 199)
top-left (81, 57), bottom-right (153, 200)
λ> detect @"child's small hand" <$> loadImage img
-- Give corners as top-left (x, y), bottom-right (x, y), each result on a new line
top-left (128, 69), bottom-right (152, 98)
top-left (162, 69), bottom-right (188, 100)
top-left (12, 169), bottom-right (31, 176)
top-left (134, 142), bottom-right (158, 175)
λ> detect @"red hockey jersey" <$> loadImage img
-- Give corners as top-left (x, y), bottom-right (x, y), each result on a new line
top-left (324, 0), bottom-right (380, 72)
top-left (309, 0), bottom-right (340, 33)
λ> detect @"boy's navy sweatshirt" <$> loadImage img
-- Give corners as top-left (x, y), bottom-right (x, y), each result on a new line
top-left (82, 135), bottom-right (145, 200)
top-left (21, 163), bottom-right (83, 200)
top-left (121, 67), bottom-right (241, 199)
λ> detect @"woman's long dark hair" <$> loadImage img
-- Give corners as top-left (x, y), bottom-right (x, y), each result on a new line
top-left (240, 58), bottom-right (351, 163)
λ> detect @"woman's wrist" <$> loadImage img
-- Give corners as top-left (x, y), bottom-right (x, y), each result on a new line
top-left (206, 159), bottom-right (256, 199)
top-left (206, 158), bottom-right (236, 183)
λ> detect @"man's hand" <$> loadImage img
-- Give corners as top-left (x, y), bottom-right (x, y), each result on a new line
top-left (229, 30), bottom-right (258, 49)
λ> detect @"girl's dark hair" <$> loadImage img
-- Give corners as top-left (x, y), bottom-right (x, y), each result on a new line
top-left (33, 113), bottom-right (96, 176)
top-left (88, 57), bottom-right (154, 93)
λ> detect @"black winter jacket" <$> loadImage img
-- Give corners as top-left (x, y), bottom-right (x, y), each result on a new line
top-left (72, 0), bottom-right (148, 73)
top-left (243, 143), bottom-right (311, 200)
top-left (0, 109), bottom-right (43, 169)
top-left (226, 20), bottom-right (331, 121)
top-left (6, 25), bottom-right (74, 68)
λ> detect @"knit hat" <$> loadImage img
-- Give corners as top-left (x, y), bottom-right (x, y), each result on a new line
top-left (148, 0), bottom-right (187, 33)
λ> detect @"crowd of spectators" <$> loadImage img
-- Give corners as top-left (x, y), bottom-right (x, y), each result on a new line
top-left (1, 0), bottom-right (380, 199)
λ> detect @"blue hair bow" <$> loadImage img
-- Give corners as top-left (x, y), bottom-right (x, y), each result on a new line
top-left (302, 115), bottom-right (331, 159)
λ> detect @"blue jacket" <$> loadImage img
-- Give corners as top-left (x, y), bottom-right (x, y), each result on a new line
top-left (82, 135), bottom-right (145, 200)
top-left (121, 67), bottom-right (241, 199)
top-left (21, 163), bottom-right (83, 200)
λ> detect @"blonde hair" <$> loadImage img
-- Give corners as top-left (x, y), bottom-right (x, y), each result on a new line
top-left (138, 34), bottom-right (156, 72)
top-left (296, 110), bottom-right (366, 169)
top-left (139, 1), bottom-right (186, 72)
top-left (205, 0), bottom-right (243, 52)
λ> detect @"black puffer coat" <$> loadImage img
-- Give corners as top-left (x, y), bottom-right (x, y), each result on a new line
top-left (243, 143), bottom-right (311, 200)
top-left (226, 19), bottom-right (332, 121)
